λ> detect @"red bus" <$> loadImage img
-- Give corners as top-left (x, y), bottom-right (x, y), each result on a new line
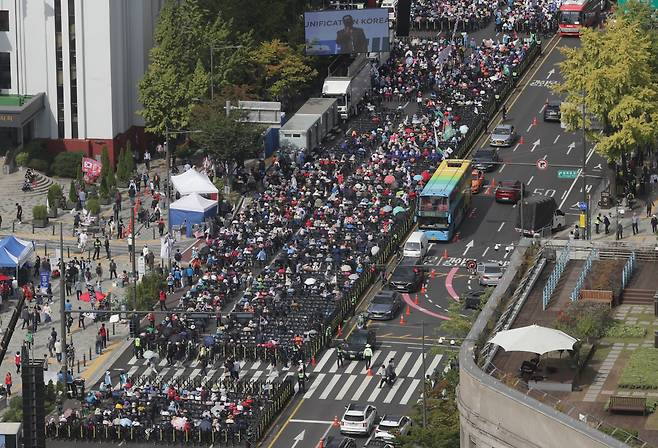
top-left (558, 0), bottom-right (603, 36)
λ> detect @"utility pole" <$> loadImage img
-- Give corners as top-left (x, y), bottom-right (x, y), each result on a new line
top-left (581, 90), bottom-right (589, 240)
top-left (131, 203), bottom-right (137, 310)
top-left (59, 224), bottom-right (67, 376)
top-left (421, 321), bottom-right (427, 428)
top-left (164, 125), bottom-right (172, 271)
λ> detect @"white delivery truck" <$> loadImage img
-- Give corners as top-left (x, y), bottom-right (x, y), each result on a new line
top-left (322, 56), bottom-right (372, 120)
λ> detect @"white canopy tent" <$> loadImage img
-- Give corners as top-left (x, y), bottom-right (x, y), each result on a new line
top-left (170, 168), bottom-right (218, 196)
top-left (488, 324), bottom-right (578, 355)
top-left (169, 193), bottom-right (218, 237)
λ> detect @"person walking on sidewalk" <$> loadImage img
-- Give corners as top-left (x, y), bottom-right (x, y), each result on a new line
top-left (652, 215), bottom-right (658, 233)
top-left (99, 323), bottom-right (108, 349)
top-left (595, 213), bottom-right (602, 234)
top-left (159, 290), bottom-right (167, 311)
top-left (95, 263), bottom-right (103, 280)
top-left (109, 259), bottom-right (117, 280)
top-left (78, 307), bottom-right (86, 330)
top-left (15, 203), bottom-right (22, 223)
top-left (617, 221), bottom-right (624, 240)
top-left (104, 236), bottom-right (111, 259)
top-left (5, 372), bottom-right (11, 396)
top-left (55, 339), bottom-right (62, 363)
top-left (632, 212), bottom-right (640, 235)
top-left (604, 214), bottom-right (611, 234)
top-left (647, 199), bottom-right (654, 217)
top-left (14, 351), bottom-right (21, 373)
top-left (92, 237), bottom-right (102, 260)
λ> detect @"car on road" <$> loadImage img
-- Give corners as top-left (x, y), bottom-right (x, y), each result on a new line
top-left (477, 262), bottom-right (504, 286)
top-left (471, 169), bottom-right (485, 193)
top-left (389, 256), bottom-right (424, 292)
top-left (367, 291), bottom-right (402, 320)
top-left (472, 148), bottom-right (501, 172)
top-left (324, 435), bottom-right (357, 448)
top-left (340, 403), bottom-right (378, 435)
top-left (495, 180), bottom-right (524, 203)
top-left (543, 100), bottom-right (561, 122)
top-left (342, 329), bottom-right (377, 360)
top-left (375, 415), bottom-right (412, 441)
top-left (364, 436), bottom-right (398, 448)
top-left (489, 124), bottom-right (516, 147)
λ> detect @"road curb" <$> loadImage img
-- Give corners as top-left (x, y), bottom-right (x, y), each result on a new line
top-left (83, 337), bottom-right (133, 386)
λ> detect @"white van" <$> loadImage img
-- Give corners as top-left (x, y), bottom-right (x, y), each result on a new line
top-left (403, 231), bottom-right (429, 259)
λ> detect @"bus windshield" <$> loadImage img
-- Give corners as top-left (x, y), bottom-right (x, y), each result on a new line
top-left (418, 215), bottom-right (449, 230)
top-left (560, 11), bottom-right (581, 24)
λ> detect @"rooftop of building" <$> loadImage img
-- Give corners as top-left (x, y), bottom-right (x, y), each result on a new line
top-left (0, 94), bottom-right (32, 107)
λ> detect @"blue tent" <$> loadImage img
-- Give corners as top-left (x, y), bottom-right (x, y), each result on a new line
top-left (169, 193), bottom-right (218, 237)
top-left (0, 236), bottom-right (33, 268)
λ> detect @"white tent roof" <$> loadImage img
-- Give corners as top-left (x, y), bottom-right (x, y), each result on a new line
top-left (171, 168), bottom-right (218, 195)
top-left (322, 79), bottom-right (350, 96)
top-left (488, 324), bottom-right (578, 355)
top-left (170, 193), bottom-right (217, 212)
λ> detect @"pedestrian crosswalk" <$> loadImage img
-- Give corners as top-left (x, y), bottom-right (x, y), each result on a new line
top-left (116, 350), bottom-right (443, 406)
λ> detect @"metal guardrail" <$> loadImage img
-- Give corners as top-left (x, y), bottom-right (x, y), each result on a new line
top-left (570, 249), bottom-right (599, 302)
top-left (542, 241), bottom-right (571, 310)
top-left (621, 251), bottom-right (636, 290)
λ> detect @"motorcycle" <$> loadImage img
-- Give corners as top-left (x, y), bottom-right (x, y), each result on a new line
top-left (356, 312), bottom-right (368, 330)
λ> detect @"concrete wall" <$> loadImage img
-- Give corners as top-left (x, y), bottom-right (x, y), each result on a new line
top-left (457, 240), bottom-right (628, 448)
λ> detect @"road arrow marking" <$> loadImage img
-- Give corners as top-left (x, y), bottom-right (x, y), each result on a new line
top-left (566, 141), bottom-right (576, 155)
top-left (594, 163), bottom-right (602, 170)
top-left (292, 430), bottom-right (305, 448)
top-left (553, 134), bottom-right (560, 144)
top-left (462, 240), bottom-right (474, 256)
top-left (546, 68), bottom-right (555, 79)
top-left (530, 139), bottom-right (540, 152)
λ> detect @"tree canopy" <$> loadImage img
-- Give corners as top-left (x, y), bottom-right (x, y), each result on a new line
top-left (556, 4), bottom-right (658, 163)
top-left (188, 100), bottom-right (264, 164)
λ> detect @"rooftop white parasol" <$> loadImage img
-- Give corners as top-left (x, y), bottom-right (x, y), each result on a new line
top-left (488, 324), bottom-right (578, 355)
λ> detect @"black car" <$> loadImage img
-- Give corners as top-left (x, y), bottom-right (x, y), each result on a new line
top-left (325, 436), bottom-right (357, 448)
top-left (343, 329), bottom-right (377, 360)
top-left (472, 149), bottom-right (501, 172)
top-left (463, 289), bottom-right (486, 310)
top-left (367, 291), bottom-right (402, 320)
top-left (389, 256), bottom-right (424, 292)
top-left (543, 101), bottom-right (561, 122)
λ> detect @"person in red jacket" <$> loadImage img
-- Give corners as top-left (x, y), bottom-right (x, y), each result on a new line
top-left (5, 372), bottom-right (12, 396)
top-left (14, 351), bottom-right (20, 373)
top-left (159, 290), bottom-right (167, 311)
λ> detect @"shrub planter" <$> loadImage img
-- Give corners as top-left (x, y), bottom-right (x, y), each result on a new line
top-left (33, 218), bottom-right (49, 228)
top-left (47, 207), bottom-right (58, 219)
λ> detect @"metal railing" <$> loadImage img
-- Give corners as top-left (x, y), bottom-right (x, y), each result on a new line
top-left (621, 251), bottom-right (636, 290)
top-left (570, 249), bottom-right (599, 302)
top-left (542, 241), bottom-right (571, 310)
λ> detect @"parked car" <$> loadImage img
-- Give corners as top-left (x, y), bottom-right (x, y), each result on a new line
top-left (340, 403), bottom-right (378, 436)
top-left (477, 262), bottom-right (504, 286)
top-left (324, 436), bottom-right (357, 448)
top-left (495, 180), bottom-right (523, 203)
top-left (389, 256), bottom-right (424, 292)
top-left (374, 415), bottom-right (412, 441)
top-left (472, 148), bottom-right (501, 171)
top-left (471, 169), bottom-right (485, 193)
top-left (342, 329), bottom-right (377, 360)
top-left (463, 289), bottom-right (486, 310)
top-left (367, 291), bottom-right (402, 320)
top-left (543, 100), bottom-right (561, 122)
top-left (489, 124), bottom-right (516, 147)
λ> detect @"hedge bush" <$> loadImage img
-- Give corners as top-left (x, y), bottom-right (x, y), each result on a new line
top-left (15, 152), bottom-right (28, 167)
top-left (604, 322), bottom-right (647, 339)
top-left (126, 272), bottom-right (166, 311)
top-left (32, 205), bottom-right (48, 220)
top-left (47, 184), bottom-right (63, 208)
top-left (52, 152), bottom-right (84, 178)
top-left (27, 158), bottom-right (49, 173)
top-left (619, 348), bottom-right (658, 389)
top-left (86, 198), bottom-right (101, 215)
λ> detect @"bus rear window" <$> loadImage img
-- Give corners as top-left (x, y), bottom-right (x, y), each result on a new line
top-left (560, 11), bottom-right (581, 24)
top-left (420, 196), bottom-right (448, 212)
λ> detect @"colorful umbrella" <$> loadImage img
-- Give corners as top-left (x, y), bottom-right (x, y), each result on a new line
top-left (79, 291), bottom-right (107, 303)
top-left (0, 274), bottom-right (11, 281)
top-left (393, 206), bottom-right (406, 215)
top-left (421, 171), bottom-right (431, 182)
top-left (384, 174), bottom-right (396, 185)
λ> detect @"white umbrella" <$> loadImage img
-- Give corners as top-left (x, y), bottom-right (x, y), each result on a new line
top-left (488, 324), bottom-right (578, 355)
top-left (304, 278), bottom-right (317, 286)
top-left (348, 273), bottom-right (359, 281)
top-left (143, 350), bottom-right (158, 360)
top-left (340, 265), bottom-right (352, 272)
top-left (109, 314), bottom-right (120, 323)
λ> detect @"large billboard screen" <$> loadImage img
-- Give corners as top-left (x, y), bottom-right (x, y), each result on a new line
top-left (305, 9), bottom-right (390, 56)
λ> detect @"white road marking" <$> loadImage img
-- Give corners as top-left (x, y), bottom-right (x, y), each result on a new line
top-left (250, 360), bottom-right (261, 370)
top-left (383, 378), bottom-right (406, 403)
top-left (352, 376), bottom-right (373, 400)
top-left (303, 373), bottom-right (326, 399)
top-left (527, 175), bottom-right (534, 186)
top-left (127, 366), bottom-right (139, 378)
top-left (553, 134), bottom-right (560, 144)
top-left (396, 352), bottom-right (413, 376)
top-left (561, 190), bottom-right (568, 200)
top-left (251, 370), bottom-right (264, 381)
top-left (128, 356), bottom-right (137, 365)
top-left (188, 369), bottom-right (201, 382)
top-left (335, 375), bottom-right (358, 401)
top-left (427, 355), bottom-right (443, 376)
top-left (318, 374), bottom-right (342, 399)
top-left (314, 349), bottom-right (334, 372)
top-left (482, 247), bottom-right (490, 257)
top-left (558, 169), bottom-right (582, 210)
top-left (498, 164), bottom-right (506, 173)
top-left (400, 379), bottom-right (421, 405)
top-left (513, 143), bottom-right (520, 152)
top-left (407, 355), bottom-right (425, 378)
top-left (497, 222), bottom-right (505, 232)
top-left (367, 379), bottom-right (386, 402)
top-left (526, 123), bottom-right (533, 132)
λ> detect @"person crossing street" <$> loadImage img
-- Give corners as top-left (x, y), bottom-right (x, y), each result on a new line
top-left (363, 344), bottom-right (373, 370)
top-left (336, 346), bottom-right (344, 368)
top-left (297, 366), bottom-right (306, 392)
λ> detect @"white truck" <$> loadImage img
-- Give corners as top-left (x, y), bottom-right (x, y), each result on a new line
top-left (322, 56), bottom-right (372, 120)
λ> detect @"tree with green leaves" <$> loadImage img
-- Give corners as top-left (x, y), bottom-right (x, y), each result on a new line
top-left (251, 39), bottom-right (317, 109)
top-left (440, 301), bottom-right (473, 338)
top-left (138, 0), bottom-right (254, 136)
top-left (556, 15), bottom-right (658, 167)
top-left (124, 141), bottom-right (135, 176)
top-left (189, 100), bottom-right (264, 165)
top-left (116, 147), bottom-right (128, 183)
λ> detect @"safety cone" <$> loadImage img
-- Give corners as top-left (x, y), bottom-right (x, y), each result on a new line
top-left (332, 416), bottom-right (341, 428)
top-left (400, 314), bottom-right (406, 325)
top-left (318, 439), bottom-right (325, 448)
top-left (431, 269), bottom-right (436, 279)
top-left (491, 179), bottom-right (496, 188)
top-left (337, 324), bottom-right (342, 337)
top-left (415, 294), bottom-right (419, 305)
top-left (367, 368), bottom-right (374, 376)
top-left (442, 249), bottom-right (448, 260)
top-left (406, 305), bottom-right (411, 316)
top-left (532, 116), bottom-right (538, 126)
top-left (421, 285), bottom-right (427, 294)
top-left (311, 356), bottom-right (316, 367)
top-left (519, 136), bottom-right (525, 145)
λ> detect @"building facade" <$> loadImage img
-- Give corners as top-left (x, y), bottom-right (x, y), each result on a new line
top-left (0, 0), bottom-right (164, 163)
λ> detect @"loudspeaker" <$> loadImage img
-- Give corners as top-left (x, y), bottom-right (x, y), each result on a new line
top-left (22, 362), bottom-right (46, 448)
top-left (396, 0), bottom-right (411, 37)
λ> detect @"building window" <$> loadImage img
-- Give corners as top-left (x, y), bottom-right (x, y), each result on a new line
top-left (0, 52), bottom-right (10, 89)
top-left (54, 0), bottom-right (64, 138)
top-left (0, 11), bottom-right (9, 32)
top-left (68, 0), bottom-right (78, 138)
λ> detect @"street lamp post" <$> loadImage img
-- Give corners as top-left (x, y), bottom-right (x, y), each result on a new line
top-left (210, 45), bottom-right (243, 101)
top-left (581, 90), bottom-right (589, 240)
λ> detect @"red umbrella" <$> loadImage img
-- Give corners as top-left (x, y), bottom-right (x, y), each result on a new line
top-left (79, 291), bottom-right (107, 303)
top-left (421, 170), bottom-right (432, 182)
top-left (384, 174), bottom-right (396, 185)
top-left (0, 274), bottom-right (11, 281)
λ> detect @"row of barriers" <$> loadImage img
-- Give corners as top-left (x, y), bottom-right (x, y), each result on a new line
top-left (570, 249), bottom-right (599, 302)
top-left (543, 241), bottom-right (571, 310)
top-left (621, 252), bottom-right (637, 290)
